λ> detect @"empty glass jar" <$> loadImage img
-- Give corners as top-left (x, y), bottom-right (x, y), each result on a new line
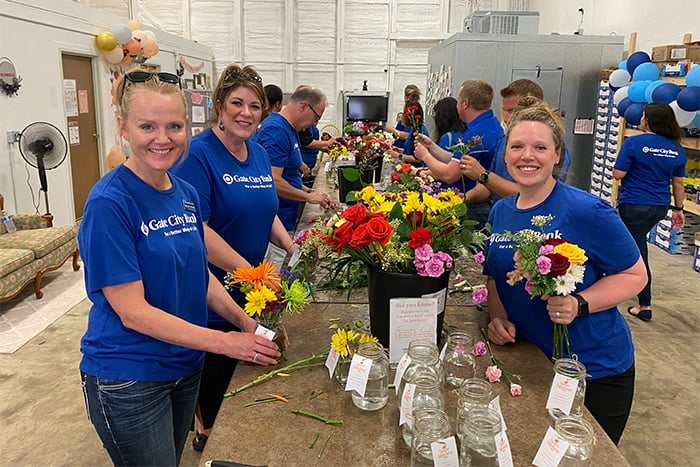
top-left (410, 408), bottom-right (453, 467)
top-left (548, 357), bottom-right (587, 421)
top-left (459, 407), bottom-right (503, 467)
top-left (442, 329), bottom-right (476, 388)
top-left (401, 365), bottom-right (445, 447)
top-left (351, 341), bottom-right (389, 411)
top-left (398, 340), bottom-right (443, 398)
top-left (455, 378), bottom-right (493, 438)
top-left (554, 416), bottom-right (594, 466)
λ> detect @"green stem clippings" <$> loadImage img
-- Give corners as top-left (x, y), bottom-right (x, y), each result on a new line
top-left (308, 432), bottom-right (320, 449)
top-left (318, 428), bottom-right (335, 459)
top-left (480, 327), bottom-right (522, 388)
top-left (291, 409), bottom-right (344, 425)
top-left (223, 351), bottom-right (328, 398)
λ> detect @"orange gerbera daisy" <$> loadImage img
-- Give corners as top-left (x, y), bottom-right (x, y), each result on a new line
top-left (229, 261), bottom-right (281, 291)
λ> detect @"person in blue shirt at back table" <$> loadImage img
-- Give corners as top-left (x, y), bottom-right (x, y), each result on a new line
top-left (414, 79), bottom-right (503, 226)
top-left (397, 100), bottom-right (430, 167)
top-left (171, 64), bottom-right (295, 452)
top-left (613, 101), bottom-right (686, 322)
top-left (459, 79), bottom-right (571, 206)
top-left (78, 68), bottom-right (279, 466)
top-left (484, 100), bottom-right (647, 445)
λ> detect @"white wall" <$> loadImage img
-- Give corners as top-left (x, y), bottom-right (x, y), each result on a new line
top-left (530, 0), bottom-right (699, 55)
top-left (0, 0), bottom-right (213, 225)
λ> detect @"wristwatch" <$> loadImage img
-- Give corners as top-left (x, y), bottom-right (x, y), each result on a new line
top-left (573, 294), bottom-right (589, 317)
top-left (478, 170), bottom-right (490, 184)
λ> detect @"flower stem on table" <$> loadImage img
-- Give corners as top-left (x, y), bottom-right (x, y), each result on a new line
top-left (480, 327), bottom-right (522, 396)
top-left (318, 428), bottom-right (335, 459)
top-left (291, 409), bottom-right (344, 425)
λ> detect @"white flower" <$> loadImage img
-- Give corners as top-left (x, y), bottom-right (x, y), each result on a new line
top-left (567, 264), bottom-right (585, 284)
top-left (554, 272), bottom-right (577, 296)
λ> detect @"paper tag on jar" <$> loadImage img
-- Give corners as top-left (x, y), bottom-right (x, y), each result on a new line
top-left (255, 324), bottom-right (275, 341)
top-left (532, 426), bottom-right (570, 467)
top-left (393, 353), bottom-right (412, 394)
top-left (325, 347), bottom-right (340, 378)
top-left (399, 383), bottom-right (416, 427)
top-left (495, 429), bottom-right (514, 467)
top-left (439, 341), bottom-right (447, 362)
top-left (345, 353), bottom-right (371, 396)
top-left (488, 395), bottom-right (507, 431)
top-left (430, 436), bottom-right (459, 467)
top-left (545, 373), bottom-right (577, 415)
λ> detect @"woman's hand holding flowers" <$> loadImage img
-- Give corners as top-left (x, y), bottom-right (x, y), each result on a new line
top-left (542, 294), bottom-right (579, 325)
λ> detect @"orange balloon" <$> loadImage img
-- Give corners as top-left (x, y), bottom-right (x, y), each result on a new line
top-left (127, 20), bottom-right (142, 31)
top-left (141, 37), bottom-right (158, 56)
top-left (123, 39), bottom-right (141, 56)
top-left (102, 46), bottom-right (124, 64)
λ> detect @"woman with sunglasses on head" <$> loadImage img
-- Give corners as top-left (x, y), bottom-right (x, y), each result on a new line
top-left (78, 69), bottom-right (279, 466)
top-left (171, 64), bottom-right (295, 451)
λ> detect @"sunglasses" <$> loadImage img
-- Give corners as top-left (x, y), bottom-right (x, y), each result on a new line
top-left (224, 69), bottom-right (263, 84)
top-left (119, 71), bottom-right (181, 104)
top-left (307, 103), bottom-right (322, 122)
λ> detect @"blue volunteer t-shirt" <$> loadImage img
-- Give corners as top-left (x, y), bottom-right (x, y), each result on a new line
top-left (172, 129), bottom-right (279, 324)
top-left (450, 110), bottom-right (504, 192)
top-left (300, 125), bottom-right (321, 169)
top-left (393, 120), bottom-right (407, 150)
top-left (439, 129), bottom-right (470, 192)
top-left (614, 132), bottom-right (686, 206)
top-left (483, 182), bottom-right (639, 379)
top-left (78, 165), bottom-right (208, 381)
top-left (404, 124), bottom-right (430, 163)
top-left (258, 112), bottom-right (304, 231)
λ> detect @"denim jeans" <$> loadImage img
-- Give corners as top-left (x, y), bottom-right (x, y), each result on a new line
top-left (618, 204), bottom-right (668, 307)
top-left (81, 369), bottom-right (201, 466)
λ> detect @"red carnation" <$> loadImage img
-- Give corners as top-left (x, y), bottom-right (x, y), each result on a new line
top-left (408, 228), bottom-right (432, 248)
top-left (548, 253), bottom-right (570, 277)
top-left (391, 172), bottom-right (402, 182)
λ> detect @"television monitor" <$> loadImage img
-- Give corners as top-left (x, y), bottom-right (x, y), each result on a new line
top-left (345, 94), bottom-right (389, 122)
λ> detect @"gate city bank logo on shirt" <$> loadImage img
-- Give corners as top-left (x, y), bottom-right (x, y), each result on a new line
top-left (140, 212), bottom-right (198, 237)
top-left (222, 173), bottom-right (274, 186)
top-left (490, 228), bottom-right (563, 249)
top-left (642, 145), bottom-right (680, 158)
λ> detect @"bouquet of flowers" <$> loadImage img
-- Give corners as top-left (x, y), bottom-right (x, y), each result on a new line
top-left (389, 163), bottom-right (441, 193)
top-left (224, 262), bottom-right (311, 358)
top-left (343, 130), bottom-right (395, 173)
top-left (297, 184), bottom-right (487, 292)
top-left (501, 215), bottom-right (588, 360)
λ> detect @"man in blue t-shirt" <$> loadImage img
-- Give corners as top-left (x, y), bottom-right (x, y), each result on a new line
top-left (413, 79), bottom-right (504, 225)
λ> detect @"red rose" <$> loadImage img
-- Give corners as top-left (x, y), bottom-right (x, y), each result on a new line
top-left (408, 227), bottom-right (432, 248)
top-left (350, 224), bottom-right (372, 247)
top-left (391, 173), bottom-right (402, 182)
top-left (406, 211), bottom-right (424, 227)
top-left (544, 238), bottom-right (568, 247)
top-left (331, 221), bottom-right (354, 252)
top-left (548, 253), bottom-right (570, 277)
top-left (341, 204), bottom-right (367, 227)
top-left (365, 217), bottom-right (393, 245)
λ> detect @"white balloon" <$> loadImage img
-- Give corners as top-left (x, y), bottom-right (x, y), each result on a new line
top-left (609, 69), bottom-right (631, 88)
top-left (143, 30), bottom-right (157, 40)
top-left (669, 101), bottom-right (695, 127)
top-left (613, 86), bottom-right (629, 106)
top-left (111, 23), bottom-right (133, 44)
top-left (102, 46), bottom-right (124, 64)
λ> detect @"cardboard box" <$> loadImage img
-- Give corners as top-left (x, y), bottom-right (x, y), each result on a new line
top-left (687, 44), bottom-right (700, 61)
top-left (652, 44), bottom-right (688, 62)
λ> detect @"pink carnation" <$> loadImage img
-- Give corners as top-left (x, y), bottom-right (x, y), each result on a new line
top-left (414, 244), bottom-right (433, 262)
top-left (422, 258), bottom-right (446, 278)
top-left (471, 341), bottom-right (487, 356)
top-left (471, 287), bottom-right (488, 304)
top-left (455, 274), bottom-right (463, 282)
top-left (539, 244), bottom-right (555, 255)
top-left (536, 255), bottom-right (552, 274)
top-left (485, 365), bottom-right (502, 382)
top-left (510, 383), bottom-right (522, 396)
top-left (524, 280), bottom-right (533, 295)
top-left (474, 251), bottom-right (485, 264)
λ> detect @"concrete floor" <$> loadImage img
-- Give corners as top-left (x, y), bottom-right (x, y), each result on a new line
top-left (0, 244), bottom-right (698, 466)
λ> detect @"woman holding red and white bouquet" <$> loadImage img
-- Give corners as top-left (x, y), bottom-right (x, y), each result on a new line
top-left (482, 99), bottom-right (647, 445)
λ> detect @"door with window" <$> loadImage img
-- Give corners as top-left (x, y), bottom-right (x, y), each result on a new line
top-left (62, 54), bottom-right (100, 220)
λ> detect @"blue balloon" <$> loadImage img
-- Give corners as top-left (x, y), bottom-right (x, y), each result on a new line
top-left (677, 86), bottom-right (700, 112)
top-left (619, 60), bottom-right (628, 71)
top-left (626, 51), bottom-right (652, 75)
top-left (686, 66), bottom-right (700, 87)
top-left (628, 80), bottom-right (651, 103)
top-left (644, 80), bottom-right (666, 102)
top-left (617, 97), bottom-right (633, 116)
top-left (652, 83), bottom-right (681, 103)
top-left (632, 62), bottom-right (659, 82)
top-left (624, 102), bottom-right (645, 125)
top-left (693, 113), bottom-right (700, 129)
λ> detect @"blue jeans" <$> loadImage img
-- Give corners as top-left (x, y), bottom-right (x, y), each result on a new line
top-left (618, 204), bottom-right (668, 307)
top-left (81, 369), bottom-right (201, 466)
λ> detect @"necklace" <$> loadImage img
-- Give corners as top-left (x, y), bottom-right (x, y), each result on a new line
top-left (215, 126), bottom-right (247, 161)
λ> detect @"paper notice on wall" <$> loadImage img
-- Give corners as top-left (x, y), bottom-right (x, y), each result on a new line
top-left (78, 90), bottom-right (89, 114)
top-left (389, 297), bottom-right (437, 364)
top-left (68, 121), bottom-right (80, 145)
top-left (64, 79), bottom-right (78, 117)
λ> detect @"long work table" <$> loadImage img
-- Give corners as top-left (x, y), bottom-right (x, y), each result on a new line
top-left (200, 163), bottom-right (630, 467)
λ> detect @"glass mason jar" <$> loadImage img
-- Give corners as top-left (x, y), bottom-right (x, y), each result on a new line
top-left (554, 416), bottom-right (595, 466)
top-left (402, 365), bottom-right (445, 447)
top-left (442, 329), bottom-right (476, 388)
top-left (351, 341), bottom-right (389, 411)
top-left (455, 378), bottom-right (493, 438)
top-left (399, 340), bottom-right (443, 398)
top-left (548, 358), bottom-right (587, 420)
top-left (335, 355), bottom-right (352, 385)
top-left (459, 407), bottom-right (502, 467)
top-left (410, 408), bottom-right (453, 467)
